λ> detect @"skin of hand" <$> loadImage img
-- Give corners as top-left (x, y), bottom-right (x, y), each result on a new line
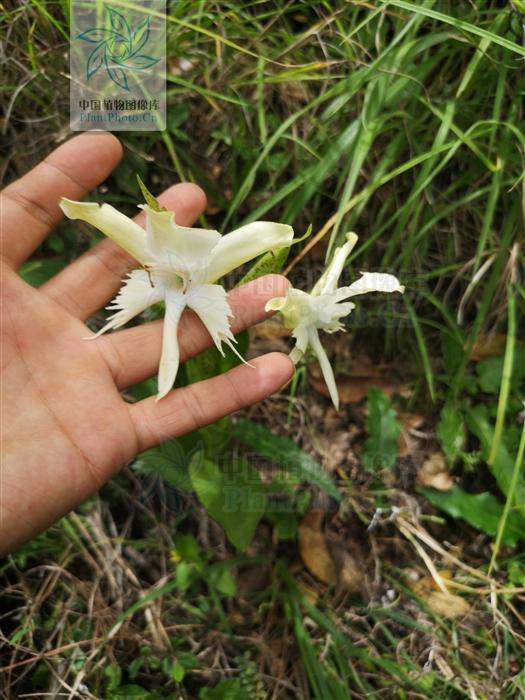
top-left (0, 132), bottom-right (294, 556)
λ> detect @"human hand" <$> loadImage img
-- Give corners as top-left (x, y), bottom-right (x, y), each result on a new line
top-left (0, 133), bottom-right (294, 555)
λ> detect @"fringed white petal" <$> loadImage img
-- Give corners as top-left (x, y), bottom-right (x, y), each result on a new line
top-left (311, 232), bottom-right (358, 296)
top-left (60, 199), bottom-right (149, 264)
top-left (308, 326), bottom-right (340, 410)
top-left (92, 269), bottom-right (164, 337)
top-left (185, 283), bottom-right (241, 356)
top-left (335, 272), bottom-right (405, 300)
top-left (157, 292), bottom-right (187, 400)
top-left (206, 221), bottom-right (294, 282)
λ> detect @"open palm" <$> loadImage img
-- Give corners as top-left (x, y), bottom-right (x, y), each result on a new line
top-left (0, 133), bottom-right (293, 555)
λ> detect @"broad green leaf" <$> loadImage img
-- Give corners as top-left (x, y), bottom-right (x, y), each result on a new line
top-left (476, 349), bottom-right (525, 394)
top-left (236, 224), bottom-right (312, 287)
top-left (134, 440), bottom-right (196, 492)
top-left (420, 486), bottom-right (524, 546)
top-left (232, 419), bottom-right (340, 500)
top-left (189, 455), bottom-right (266, 551)
top-left (362, 389), bottom-right (401, 472)
top-left (476, 356), bottom-right (504, 394)
top-left (437, 403), bottom-right (465, 464)
top-left (185, 331), bottom-right (249, 383)
top-left (236, 246), bottom-right (290, 287)
top-left (209, 567), bottom-right (237, 597)
top-left (19, 259), bottom-right (66, 287)
top-left (466, 404), bottom-right (525, 509)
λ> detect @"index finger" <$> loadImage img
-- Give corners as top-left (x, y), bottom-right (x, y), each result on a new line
top-left (0, 132), bottom-right (123, 269)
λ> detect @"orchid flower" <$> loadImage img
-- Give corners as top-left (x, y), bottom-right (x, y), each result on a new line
top-left (265, 232), bottom-right (405, 409)
top-left (60, 198), bottom-right (294, 399)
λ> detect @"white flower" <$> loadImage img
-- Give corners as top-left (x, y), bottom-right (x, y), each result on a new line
top-left (265, 232), bottom-right (405, 409)
top-left (60, 198), bottom-right (294, 399)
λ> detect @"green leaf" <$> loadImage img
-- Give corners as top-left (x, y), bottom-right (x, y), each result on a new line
top-left (265, 510), bottom-right (299, 540)
top-left (171, 660), bottom-right (185, 683)
top-left (236, 246), bottom-right (290, 286)
top-left (173, 533), bottom-right (203, 565)
top-left (135, 440), bottom-right (196, 492)
top-left (189, 455), bottom-right (266, 551)
top-left (174, 561), bottom-right (194, 591)
top-left (236, 224), bottom-right (312, 287)
top-left (441, 331), bottom-right (464, 376)
top-left (136, 174), bottom-right (167, 212)
top-left (199, 679), bottom-right (251, 700)
top-left (476, 357), bottom-right (504, 394)
top-left (419, 486), bottom-right (524, 546)
top-left (19, 259), bottom-right (66, 287)
top-left (209, 567), bottom-right (237, 597)
top-left (466, 404), bottom-right (525, 508)
top-left (232, 419), bottom-right (340, 501)
top-left (476, 349), bottom-right (525, 394)
top-left (436, 403), bottom-right (465, 464)
top-left (104, 663), bottom-right (122, 692)
top-left (362, 389), bottom-right (401, 472)
top-left (185, 331), bottom-right (249, 384)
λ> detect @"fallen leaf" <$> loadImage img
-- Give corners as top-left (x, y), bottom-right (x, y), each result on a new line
top-left (337, 550), bottom-right (363, 592)
top-left (469, 333), bottom-right (507, 361)
top-left (236, 563), bottom-right (272, 594)
top-left (420, 590), bottom-right (470, 618)
top-left (412, 570), bottom-right (470, 619)
top-left (310, 372), bottom-right (410, 404)
top-left (397, 412), bottom-right (425, 457)
top-left (298, 510), bottom-right (337, 585)
top-left (417, 452), bottom-right (454, 491)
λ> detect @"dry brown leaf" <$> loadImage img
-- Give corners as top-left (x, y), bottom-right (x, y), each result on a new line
top-left (297, 580), bottom-right (321, 604)
top-left (412, 570), bottom-right (470, 618)
top-left (417, 452), bottom-right (454, 491)
top-left (298, 510), bottom-right (337, 585)
top-left (310, 372), bottom-right (410, 404)
top-left (420, 590), bottom-right (470, 618)
top-left (469, 333), bottom-right (507, 361)
top-left (337, 550), bottom-right (363, 592)
top-left (397, 412), bottom-right (425, 457)
top-left (236, 563), bottom-right (272, 594)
